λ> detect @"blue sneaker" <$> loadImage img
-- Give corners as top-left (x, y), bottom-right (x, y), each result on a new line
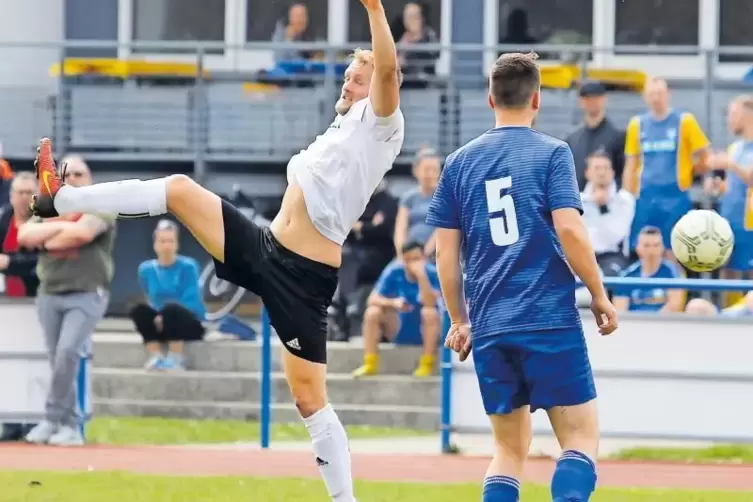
top-left (158, 354), bottom-right (186, 371)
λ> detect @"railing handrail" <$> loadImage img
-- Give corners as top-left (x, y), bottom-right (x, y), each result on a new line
top-left (581, 277), bottom-right (753, 291)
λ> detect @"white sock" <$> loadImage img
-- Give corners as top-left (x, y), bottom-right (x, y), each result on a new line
top-left (54, 178), bottom-right (167, 218)
top-left (302, 404), bottom-right (355, 502)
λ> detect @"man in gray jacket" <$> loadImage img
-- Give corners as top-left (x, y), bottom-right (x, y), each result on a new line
top-left (17, 156), bottom-right (116, 446)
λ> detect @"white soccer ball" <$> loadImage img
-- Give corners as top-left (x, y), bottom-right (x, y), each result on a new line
top-left (670, 209), bottom-right (734, 272)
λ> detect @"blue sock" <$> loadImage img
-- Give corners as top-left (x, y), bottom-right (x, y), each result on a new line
top-left (483, 475), bottom-right (520, 501)
top-left (551, 450), bottom-right (597, 502)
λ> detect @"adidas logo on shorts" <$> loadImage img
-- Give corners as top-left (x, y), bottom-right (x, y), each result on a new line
top-left (286, 338), bottom-right (301, 350)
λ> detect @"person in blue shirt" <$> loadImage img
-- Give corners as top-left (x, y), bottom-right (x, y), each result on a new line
top-left (129, 219), bottom-right (206, 371)
top-left (426, 52), bottom-right (617, 502)
top-left (351, 241), bottom-right (442, 378)
top-left (613, 226), bottom-right (686, 313)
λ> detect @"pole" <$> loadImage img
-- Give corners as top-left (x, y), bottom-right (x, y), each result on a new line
top-left (260, 306), bottom-right (272, 449)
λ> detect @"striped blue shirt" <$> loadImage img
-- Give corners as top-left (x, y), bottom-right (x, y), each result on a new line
top-left (425, 126), bottom-right (583, 338)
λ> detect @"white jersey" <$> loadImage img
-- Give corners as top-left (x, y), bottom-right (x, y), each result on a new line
top-left (287, 98), bottom-right (404, 245)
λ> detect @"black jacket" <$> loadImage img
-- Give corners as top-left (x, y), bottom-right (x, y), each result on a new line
top-left (565, 117), bottom-right (626, 191)
top-left (345, 189), bottom-right (398, 286)
top-left (0, 204), bottom-right (39, 297)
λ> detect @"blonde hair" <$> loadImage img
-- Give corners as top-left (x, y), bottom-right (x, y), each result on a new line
top-left (349, 48), bottom-right (404, 86)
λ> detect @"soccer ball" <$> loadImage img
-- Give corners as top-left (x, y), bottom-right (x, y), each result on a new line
top-left (670, 210), bottom-right (734, 272)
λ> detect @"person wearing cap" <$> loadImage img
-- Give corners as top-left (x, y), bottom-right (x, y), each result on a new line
top-left (130, 219), bottom-right (206, 372)
top-left (565, 80), bottom-right (626, 191)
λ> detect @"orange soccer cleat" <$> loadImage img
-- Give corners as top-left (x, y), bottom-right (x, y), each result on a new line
top-left (30, 137), bottom-right (63, 218)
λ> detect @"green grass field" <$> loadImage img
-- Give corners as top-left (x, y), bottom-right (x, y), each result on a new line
top-left (3, 472), bottom-right (752, 502)
top-left (611, 444), bottom-right (753, 464)
top-left (86, 416), bottom-right (430, 445)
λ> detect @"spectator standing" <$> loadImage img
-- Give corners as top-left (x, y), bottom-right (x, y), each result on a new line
top-left (707, 96), bottom-right (753, 278)
top-left (565, 81), bottom-right (626, 190)
top-left (623, 77), bottom-right (710, 254)
top-left (612, 226), bottom-right (685, 313)
top-left (0, 147), bottom-right (13, 208)
top-left (352, 241), bottom-right (441, 378)
top-left (397, 2), bottom-right (439, 84)
top-left (580, 152), bottom-right (634, 276)
top-left (394, 149), bottom-right (441, 258)
top-left (17, 156), bottom-right (116, 446)
top-left (130, 220), bottom-right (206, 371)
top-left (0, 173), bottom-right (39, 297)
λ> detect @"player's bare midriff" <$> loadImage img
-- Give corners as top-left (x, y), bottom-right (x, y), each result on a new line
top-left (270, 183), bottom-right (342, 268)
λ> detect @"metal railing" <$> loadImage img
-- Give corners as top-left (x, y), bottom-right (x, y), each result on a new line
top-left (0, 41), bottom-right (752, 175)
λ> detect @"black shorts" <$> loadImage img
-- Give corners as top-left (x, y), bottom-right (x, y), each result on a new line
top-left (213, 200), bottom-right (338, 364)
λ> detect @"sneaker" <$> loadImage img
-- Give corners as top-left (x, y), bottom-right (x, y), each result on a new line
top-left (30, 137), bottom-right (63, 218)
top-left (412, 354), bottom-right (436, 378)
top-left (158, 355), bottom-right (186, 371)
top-left (144, 354), bottom-right (163, 370)
top-left (48, 425), bottom-right (84, 447)
top-left (24, 420), bottom-right (59, 444)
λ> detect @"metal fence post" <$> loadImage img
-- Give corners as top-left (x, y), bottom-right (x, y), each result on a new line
top-left (193, 47), bottom-right (208, 184)
top-left (260, 306), bottom-right (272, 449)
top-left (54, 45), bottom-right (70, 158)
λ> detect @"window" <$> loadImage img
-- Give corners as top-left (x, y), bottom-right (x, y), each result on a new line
top-left (719, 0), bottom-right (753, 62)
top-left (132, 0), bottom-right (225, 54)
top-left (614, 0), bottom-right (699, 49)
top-left (497, 0), bottom-right (593, 62)
top-left (348, 0), bottom-right (442, 43)
top-left (246, 0), bottom-right (329, 42)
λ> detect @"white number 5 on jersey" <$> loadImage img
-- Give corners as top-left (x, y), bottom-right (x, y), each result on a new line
top-left (485, 176), bottom-right (520, 246)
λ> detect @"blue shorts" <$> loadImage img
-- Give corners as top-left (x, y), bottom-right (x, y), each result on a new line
top-left (726, 229), bottom-right (753, 272)
top-left (630, 194), bottom-right (692, 250)
top-left (472, 327), bottom-right (597, 415)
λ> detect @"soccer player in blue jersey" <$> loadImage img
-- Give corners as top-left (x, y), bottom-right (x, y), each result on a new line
top-left (425, 52), bottom-right (618, 502)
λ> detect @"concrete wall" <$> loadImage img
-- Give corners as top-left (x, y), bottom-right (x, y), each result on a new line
top-left (0, 0), bottom-right (64, 88)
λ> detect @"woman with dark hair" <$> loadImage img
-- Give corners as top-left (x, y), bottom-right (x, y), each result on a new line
top-left (130, 219), bottom-right (206, 371)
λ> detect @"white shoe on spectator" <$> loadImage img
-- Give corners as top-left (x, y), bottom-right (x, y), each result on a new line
top-left (144, 354), bottom-right (163, 370)
top-left (25, 420), bottom-right (59, 444)
top-left (48, 425), bottom-right (84, 446)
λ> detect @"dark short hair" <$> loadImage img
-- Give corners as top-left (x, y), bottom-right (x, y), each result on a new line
top-left (489, 52), bottom-right (541, 109)
top-left (639, 225), bottom-right (662, 237)
top-left (401, 240), bottom-right (423, 254)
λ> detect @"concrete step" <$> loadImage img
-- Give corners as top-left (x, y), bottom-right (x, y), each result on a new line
top-left (92, 368), bottom-right (441, 408)
top-left (94, 398), bottom-right (439, 430)
top-left (92, 335), bottom-right (431, 376)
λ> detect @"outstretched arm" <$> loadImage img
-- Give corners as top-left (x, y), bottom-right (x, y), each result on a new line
top-left (362, 0), bottom-right (400, 117)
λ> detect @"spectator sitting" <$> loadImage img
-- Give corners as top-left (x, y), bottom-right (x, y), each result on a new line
top-left (397, 2), bottom-right (439, 84)
top-left (613, 226), bottom-right (686, 313)
top-left (686, 292), bottom-right (753, 318)
top-left (581, 152), bottom-right (634, 277)
top-left (394, 148), bottom-right (441, 259)
top-left (271, 3), bottom-right (316, 63)
top-left (130, 220), bottom-right (206, 371)
top-left (352, 241), bottom-right (441, 378)
top-left (0, 172), bottom-right (39, 297)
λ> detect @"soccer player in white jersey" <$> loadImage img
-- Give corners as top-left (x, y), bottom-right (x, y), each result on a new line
top-left (30, 0), bottom-right (403, 499)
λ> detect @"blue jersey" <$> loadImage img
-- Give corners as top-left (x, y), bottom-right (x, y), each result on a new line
top-left (613, 259), bottom-right (682, 312)
top-left (138, 255), bottom-right (206, 320)
top-left (425, 126), bottom-right (583, 338)
top-left (719, 140), bottom-right (753, 232)
top-left (374, 259), bottom-right (441, 306)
